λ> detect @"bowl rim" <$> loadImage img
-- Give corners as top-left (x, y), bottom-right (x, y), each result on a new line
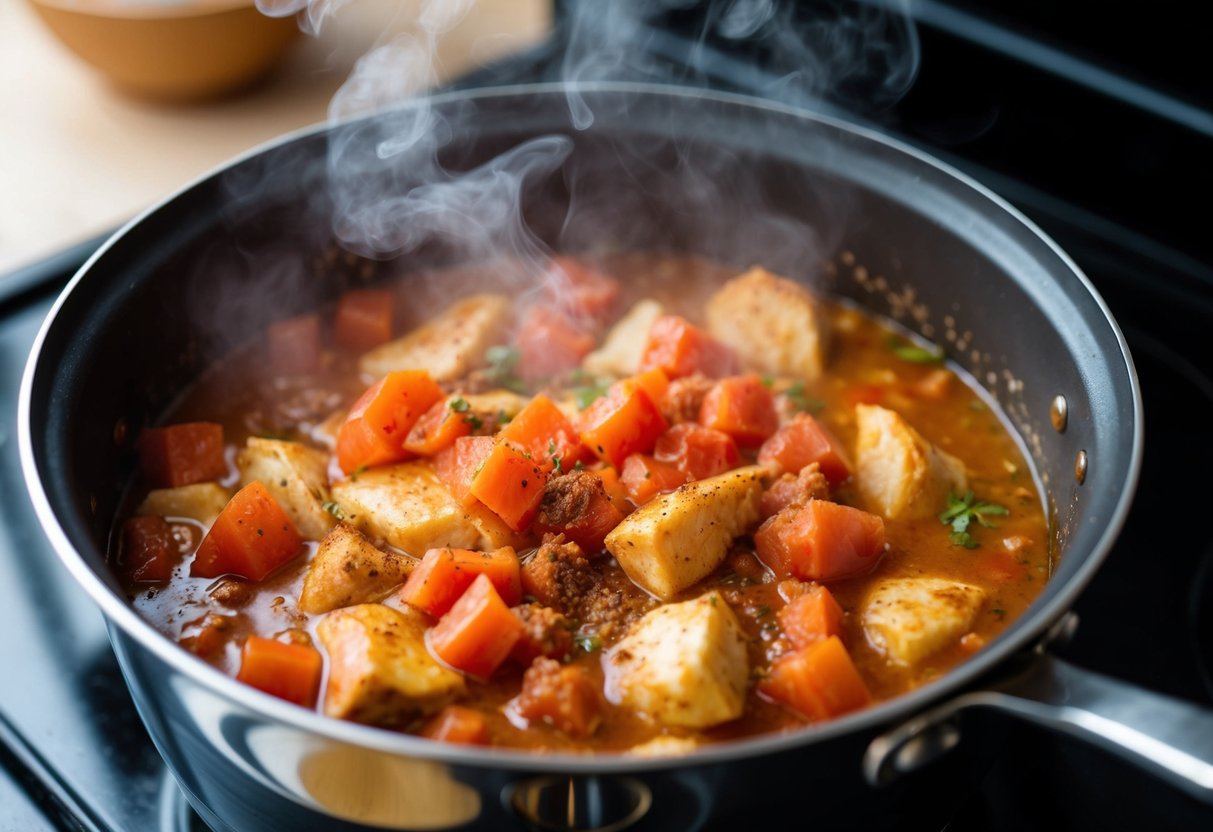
top-left (28, 0), bottom-right (285, 22)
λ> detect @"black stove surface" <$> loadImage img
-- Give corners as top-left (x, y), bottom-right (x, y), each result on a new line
top-left (4, 2), bottom-right (1213, 830)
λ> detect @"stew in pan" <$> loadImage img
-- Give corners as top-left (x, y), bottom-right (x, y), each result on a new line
top-left (114, 253), bottom-right (1048, 753)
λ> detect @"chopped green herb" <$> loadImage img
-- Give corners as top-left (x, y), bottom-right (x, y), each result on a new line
top-left (496, 408), bottom-right (511, 425)
top-left (351, 465), bottom-right (368, 482)
top-left (484, 345), bottom-right (525, 392)
top-left (760, 375), bottom-right (775, 388)
top-left (573, 380), bottom-right (611, 410)
top-left (573, 460), bottom-right (585, 471)
top-left (463, 413), bottom-right (484, 430)
top-left (968, 400), bottom-right (986, 412)
top-left (992, 608), bottom-right (1006, 617)
top-left (322, 501), bottom-right (346, 521)
top-left (939, 490), bottom-right (1010, 549)
top-left (449, 397), bottom-right (470, 413)
top-left (752, 604), bottom-right (772, 618)
top-left (547, 439), bottom-right (563, 474)
top-left (784, 381), bottom-right (825, 413)
top-left (887, 335), bottom-right (945, 364)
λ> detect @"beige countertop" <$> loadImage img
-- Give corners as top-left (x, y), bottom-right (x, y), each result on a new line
top-left (0, 0), bottom-right (550, 276)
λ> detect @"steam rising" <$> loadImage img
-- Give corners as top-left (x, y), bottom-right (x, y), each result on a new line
top-left (248, 0), bottom-right (922, 294)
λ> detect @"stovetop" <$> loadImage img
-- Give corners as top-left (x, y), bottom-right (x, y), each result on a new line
top-left (3, 2), bottom-right (1213, 830)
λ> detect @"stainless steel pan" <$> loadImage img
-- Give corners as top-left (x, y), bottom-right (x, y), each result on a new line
top-left (19, 84), bottom-right (1210, 831)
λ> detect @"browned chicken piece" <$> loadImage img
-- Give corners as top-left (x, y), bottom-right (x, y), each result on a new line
top-left (521, 536), bottom-right (595, 613)
top-left (317, 604), bottom-right (465, 726)
top-left (760, 463), bottom-right (830, 518)
top-left (661, 374), bottom-right (715, 424)
top-left (209, 579), bottom-right (253, 608)
top-left (510, 603), bottom-right (575, 666)
top-left (299, 522), bottom-right (417, 614)
top-left (507, 657), bottom-right (604, 738)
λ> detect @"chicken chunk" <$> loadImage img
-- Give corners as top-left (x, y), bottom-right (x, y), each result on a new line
top-left (854, 404), bottom-right (967, 520)
top-left (358, 294), bottom-right (510, 382)
top-left (317, 604), bottom-right (465, 725)
top-left (705, 267), bottom-right (829, 381)
top-left (604, 466), bottom-right (766, 599)
top-left (862, 578), bottom-right (987, 666)
top-left (582, 299), bottom-right (665, 377)
top-left (299, 522), bottom-right (417, 614)
top-left (236, 437), bottom-right (335, 540)
top-left (604, 592), bottom-right (748, 729)
top-left (136, 483), bottom-right (231, 525)
top-left (332, 462), bottom-right (518, 555)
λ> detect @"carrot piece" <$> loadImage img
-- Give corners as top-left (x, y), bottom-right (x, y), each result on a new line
top-left (433, 435), bottom-right (496, 507)
top-left (619, 453), bottom-right (687, 505)
top-left (267, 314), bottom-right (321, 376)
top-left (138, 422), bottom-right (226, 488)
top-left (236, 636), bottom-right (323, 708)
top-left (419, 705), bottom-right (490, 745)
top-left (699, 375), bottom-right (779, 447)
top-left (639, 315), bottom-right (739, 379)
top-left (546, 256), bottom-right (620, 322)
top-left (754, 500), bottom-right (886, 582)
top-left (191, 481), bottom-right (303, 580)
top-left (468, 441), bottom-right (549, 532)
top-left (516, 304), bottom-right (596, 383)
top-left (654, 423), bottom-right (741, 481)
top-left (578, 378), bottom-right (669, 469)
top-left (399, 546), bottom-right (522, 617)
top-left (501, 394), bottom-right (588, 473)
top-left (334, 289), bottom-right (393, 351)
top-left (778, 584), bottom-right (844, 649)
top-left (403, 398), bottom-right (473, 457)
top-left (594, 464), bottom-right (631, 512)
top-left (121, 516), bottom-right (180, 584)
top-left (335, 370), bottom-right (444, 474)
top-left (509, 656), bottom-right (603, 738)
top-left (845, 384), bottom-right (886, 407)
top-left (758, 635), bottom-right (872, 720)
top-left (533, 470), bottom-right (625, 552)
top-left (758, 413), bottom-right (850, 484)
top-left (630, 366), bottom-right (670, 409)
top-left (428, 574), bottom-right (524, 678)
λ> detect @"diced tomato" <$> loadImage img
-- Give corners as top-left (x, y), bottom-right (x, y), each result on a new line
top-left (578, 378), bottom-right (668, 469)
top-left (516, 304), bottom-right (596, 383)
top-left (754, 500), bottom-right (885, 582)
top-left (267, 314), bottom-right (321, 376)
top-left (758, 413), bottom-right (851, 484)
top-left (654, 423), bottom-right (740, 481)
top-left (778, 584), bottom-right (844, 649)
top-left (546, 256), bottom-right (620, 322)
top-left (639, 315), bottom-right (739, 379)
top-left (138, 422), bottom-right (226, 488)
top-left (121, 515), bottom-right (180, 584)
top-left (533, 470), bottom-right (625, 552)
top-left (758, 636), bottom-right (872, 720)
top-left (501, 394), bottom-right (588, 473)
top-left (593, 464), bottom-right (632, 513)
top-left (699, 376), bottom-right (779, 447)
top-left (333, 289), bottom-right (393, 352)
top-left (419, 705), bottom-right (489, 745)
top-left (508, 656), bottom-right (603, 738)
top-left (335, 370), bottom-right (443, 474)
top-left (428, 574), bottom-right (524, 678)
top-left (191, 481), bottom-right (303, 580)
top-left (236, 636), bottom-right (323, 708)
top-left (619, 453), bottom-right (687, 505)
top-left (399, 546), bottom-right (522, 617)
top-left (468, 441), bottom-right (549, 532)
top-left (403, 398), bottom-right (473, 457)
top-left (433, 436), bottom-right (496, 507)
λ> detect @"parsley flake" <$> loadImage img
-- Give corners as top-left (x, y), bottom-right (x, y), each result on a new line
top-left (784, 381), bottom-right (825, 413)
top-left (887, 335), bottom-right (945, 365)
top-left (484, 346), bottom-right (525, 392)
top-left (939, 491), bottom-right (1010, 548)
top-left (575, 634), bottom-right (602, 653)
top-left (322, 501), bottom-right (346, 521)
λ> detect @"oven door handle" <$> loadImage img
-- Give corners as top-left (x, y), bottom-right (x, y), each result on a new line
top-left (863, 633), bottom-right (1213, 802)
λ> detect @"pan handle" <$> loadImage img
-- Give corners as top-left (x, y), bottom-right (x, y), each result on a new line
top-left (863, 649), bottom-right (1213, 802)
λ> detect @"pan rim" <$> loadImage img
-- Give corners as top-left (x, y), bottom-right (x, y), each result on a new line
top-left (17, 80), bottom-right (1143, 774)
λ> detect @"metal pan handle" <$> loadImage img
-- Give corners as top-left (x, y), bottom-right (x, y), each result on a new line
top-left (864, 634), bottom-right (1213, 802)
